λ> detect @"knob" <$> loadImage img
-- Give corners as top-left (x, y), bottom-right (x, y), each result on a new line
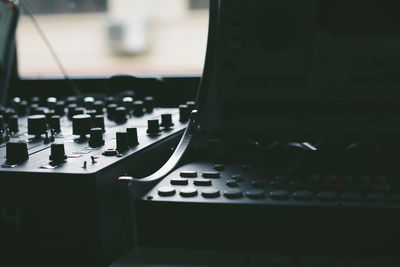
top-left (55, 101), bottom-right (65, 116)
top-left (84, 97), bottom-right (95, 110)
top-left (45, 110), bottom-right (55, 121)
top-left (49, 115), bottom-right (61, 133)
top-left (147, 119), bottom-right (161, 135)
top-left (186, 101), bottom-right (195, 112)
top-left (144, 96), bottom-right (154, 113)
top-left (6, 142), bottom-right (29, 164)
top-left (107, 104), bottom-right (117, 120)
top-left (72, 114), bottom-right (91, 138)
top-left (116, 131), bottom-right (128, 152)
top-left (86, 110), bottom-right (97, 118)
top-left (29, 104), bottom-right (39, 115)
top-left (73, 107), bottom-right (85, 116)
top-left (67, 104), bottom-right (78, 119)
top-left (160, 113), bottom-right (174, 129)
top-left (49, 143), bottom-right (67, 163)
top-left (5, 109), bottom-right (16, 120)
top-left (122, 97), bottom-right (134, 112)
top-left (46, 97), bottom-right (57, 109)
top-left (0, 115), bottom-right (4, 130)
top-left (114, 107), bottom-right (127, 124)
top-left (94, 115), bottom-right (105, 131)
top-left (127, 127), bottom-right (139, 146)
top-left (93, 101), bottom-right (104, 114)
top-left (179, 104), bottom-right (190, 122)
top-left (8, 115), bottom-right (19, 133)
top-left (16, 100), bottom-right (28, 116)
top-left (30, 96), bottom-right (40, 104)
top-left (133, 100), bottom-right (144, 116)
top-left (28, 114), bottom-right (47, 137)
top-left (106, 96), bottom-right (115, 105)
top-left (89, 128), bottom-right (105, 148)
top-left (66, 96), bottom-right (77, 104)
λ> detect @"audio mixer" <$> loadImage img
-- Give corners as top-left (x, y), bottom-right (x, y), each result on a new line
top-left (0, 94), bottom-right (191, 266)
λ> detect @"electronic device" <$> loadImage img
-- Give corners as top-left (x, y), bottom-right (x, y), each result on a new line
top-left (0, 93), bottom-right (192, 266)
top-left (120, 0), bottom-right (400, 261)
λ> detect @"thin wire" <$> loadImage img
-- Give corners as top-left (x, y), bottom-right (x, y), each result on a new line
top-left (19, 0), bottom-right (81, 96)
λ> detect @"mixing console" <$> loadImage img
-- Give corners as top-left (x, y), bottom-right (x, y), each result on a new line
top-left (0, 94), bottom-right (191, 266)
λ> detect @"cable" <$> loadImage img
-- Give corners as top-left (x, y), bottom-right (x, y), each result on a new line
top-left (18, 0), bottom-right (82, 96)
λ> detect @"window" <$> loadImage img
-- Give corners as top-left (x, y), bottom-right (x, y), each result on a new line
top-left (17, 0), bottom-right (209, 77)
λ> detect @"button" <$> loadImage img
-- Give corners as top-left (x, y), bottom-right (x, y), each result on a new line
top-left (93, 115), bottom-right (105, 131)
top-left (49, 115), bottom-right (61, 133)
top-left (158, 186), bottom-right (176, 197)
top-left (341, 192), bottom-right (362, 202)
top-left (317, 191), bottom-right (338, 201)
top-left (28, 114), bottom-right (47, 137)
top-left (193, 179), bottom-right (212, 186)
top-left (186, 101), bottom-right (195, 112)
top-left (170, 178), bottom-right (188, 185)
top-left (179, 104), bottom-right (190, 122)
top-left (114, 107), bottom-right (127, 124)
top-left (246, 189), bottom-right (265, 199)
top-left (226, 180), bottom-right (238, 187)
top-left (224, 189), bottom-right (243, 199)
top-left (293, 190), bottom-right (313, 201)
top-left (213, 163), bottom-right (225, 171)
top-left (6, 142), bottom-right (29, 164)
top-left (49, 143), bottom-right (67, 163)
top-left (67, 103), bottom-right (77, 119)
top-left (202, 171), bottom-right (220, 178)
top-left (116, 131), bottom-right (128, 152)
top-left (88, 128), bottom-right (105, 148)
top-left (65, 96), bottom-right (77, 104)
top-left (72, 114), bottom-right (91, 138)
top-left (160, 113), bottom-right (174, 129)
top-left (366, 193), bottom-right (387, 202)
top-left (179, 187), bottom-right (198, 197)
top-left (269, 190), bottom-right (289, 200)
top-left (144, 96), bottom-right (154, 113)
top-left (133, 100), bottom-right (144, 116)
top-left (232, 174), bottom-right (244, 182)
top-left (107, 104), bottom-right (117, 120)
top-left (93, 101), bottom-right (104, 114)
top-left (201, 188), bottom-right (220, 198)
top-left (46, 97), bottom-right (57, 109)
top-left (86, 109), bottom-right (97, 119)
top-left (8, 115), bottom-right (19, 133)
top-left (105, 96), bottom-right (115, 105)
top-left (54, 101), bottom-right (65, 116)
top-left (251, 180), bottom-right (264, 188)
top-left (83, 96), bottom-right (95, 110)
top-left (180, 171), bottom-right (197, 178)
top-left (127, 127), bottom-right (139, 146)
top-left (122, 97), bottom-right (134, 112)
top-left (147, 119), bottom-right (161, 135)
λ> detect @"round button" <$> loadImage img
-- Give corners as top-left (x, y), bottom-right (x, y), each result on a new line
top-left (72, 114), bottom-right (91, 137)
top-left (127, 128), bottom-right (139, 146)
top-left (8, 115), bottom-right (19, 133)
top-left (116, 131), bottom-right (128, 152)
top-left (223, 189), bottom-right (243, 199)
top-left (144, 96), bottom-right (154, 113)
top-left (49, 143), bottom-right (67, 163)
top-left (147, 119), bottom-right (161, 135)
top-left (179, 104), bottom-right (190, 122)
top-left (201, 188), bottom-right (220, 198)
top-left (89, 128), bottom-right (105, 148)
top-left (293, 190), bottom-right (313, 201)
top-left (269, 190), bottom-right (289, 200)
top-left (133, 100), bottom-right (144, 116)
top-left (160, 113), bottom-right (174, 128)
top-left (6, 142), bottom-right (29, 164)
top-left (93, 115), bottom-right (105, 131)
top-left (246, 189), bottom-right (265, 199)
top-left (114, 107), bottom-right (127, 124)
top-left (49, 115), bottom-right (61, 133)
top-left (158, 186), bottom-right (176, 197)
top-left (226, 180), bottom-right (238, 187)
top-left (28, 114), bottom-right (47, 136)
top-left (179, 187), bottom-right (198, 197)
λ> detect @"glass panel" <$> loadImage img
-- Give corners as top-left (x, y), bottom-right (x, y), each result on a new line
top-left (17, 0), bottom-right (209, 77)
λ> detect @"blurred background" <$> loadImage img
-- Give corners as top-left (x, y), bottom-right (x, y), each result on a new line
top-left (17, 0), bottom-right (209, 77)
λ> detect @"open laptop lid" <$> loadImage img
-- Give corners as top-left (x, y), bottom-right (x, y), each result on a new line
top-left (197, 0), bottom-right (400, 138)
top-left (0, 0), bottom-right (19, 105)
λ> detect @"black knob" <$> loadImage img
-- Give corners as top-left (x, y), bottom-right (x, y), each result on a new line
top-left (72, 114), bottom-right (91, 138)
top-left (89, 128), bottom-right (105, 148)
top-left (11, 97), bottom-right (21, 109)
top-left (30, 96), bottom-right (40, 104)
top-left (29, 103), bottom-right (39, 115)
top-left (133, 101), bottom-right (144, 116)
top-left (45, 110), bottom-right (56, 121)
top-left (73, 107), bottom-right (85, 116)
top-left (93, 101), bottom-right (104, 114)
top-left (16, 100), bottom-right (28, 116)
top-left (116, 131), bottom-right (128, 152)
top-left (67, 104), bottom-right (78, 119)
top-left (47, 97), bottom-right (57, 109)
top-left (66, 96), bottom-right (77, 104)
top-left (160, 113), bottom-right (174, 129)
top-left (55, 101), bottom-right (65, 116)
top-left (5, 109), bottom-right (16, 120)
top-left (84, 97), bottom-right (95, 110)
top-left (127, 127), bottom-right (139, 146)
top-left (114, 107), bottom-right (127, 124)
top-left (8, 115), bottom-right (19, 133)
top-left (179, 104), bottom-right (190, 122)
top-left (144, 96), bottom-right (154, 113)
top-left (31, 107), bottom-right (46, 115)
top-left (86, 110), bottom-right (97, 119)
top-left (49, 115), bottom-right (61, 133)
top-left (106, 96), bottom-right (115, 105)
top-left (186, 101), bottom-right (195, 112)
top-left (147, 119), bottom-right (161, 135)
top-left (0, 115), bottom-right (4, 130)
top-left (28, 114), bottom-right (47, 137)
top-left (49, 143), bottom-right (67, 163)
top-left (94, 115), bottom-right (105, 131)
top-left (6, 142), bottom-right (29, 164)
top-left (122, 97), bottom-right (134, 112)
top-left (107, 104), bottom-right (117, 120)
